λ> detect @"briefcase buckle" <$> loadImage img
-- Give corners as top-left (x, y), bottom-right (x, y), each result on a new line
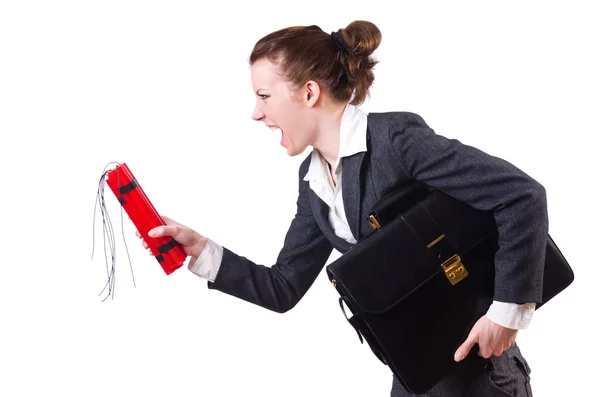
top-left (441, 254), bottom-right (468, 285)
top-left (368, 215), bottom-right (381, 230)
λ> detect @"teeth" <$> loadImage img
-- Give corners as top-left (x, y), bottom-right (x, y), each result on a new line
top-left (269, 126), bottom-right (282, 135)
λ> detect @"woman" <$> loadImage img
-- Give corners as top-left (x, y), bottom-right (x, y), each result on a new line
top-left (141, 20), bottom-right (545, 396)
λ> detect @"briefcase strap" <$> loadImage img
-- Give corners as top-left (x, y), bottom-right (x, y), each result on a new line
top-left (402, 202), bottom-right (469, 285)
top-left (337, 297), bottom-right (390, 366)
top-left (338, 297), bottom-right (364, 344)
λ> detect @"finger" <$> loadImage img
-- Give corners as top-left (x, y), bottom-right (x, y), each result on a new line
top-left (142, 240), bottom-right (148, 249)
top-left (148, 225), bottom-right (170, 238)
top-left (150, 225), bottom-right (184, 241)
top-left (135, 230), bottom-right (141, 239)
top-left (455, 333), bottom-right (478, 362)
top-left (477, 346), bottom-right (493, 359)
top-left (493, 341), bottom-right (512, 357)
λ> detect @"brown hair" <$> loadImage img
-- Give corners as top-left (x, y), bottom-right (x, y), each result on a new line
top-left (249, 21), bottom-right (382, 106)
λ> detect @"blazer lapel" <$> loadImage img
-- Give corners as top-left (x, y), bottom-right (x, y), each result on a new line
top-left (341, 150), bottom-right (367, 242)
top-left (308, 188), bottom-right (354, 252)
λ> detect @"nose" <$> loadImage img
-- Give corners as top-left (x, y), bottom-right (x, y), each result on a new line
top-left (252, 100), bottom-right (265, 122)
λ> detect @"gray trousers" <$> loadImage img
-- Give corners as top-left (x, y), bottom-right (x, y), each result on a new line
top-left (391, 344), bottom-right (533, 397)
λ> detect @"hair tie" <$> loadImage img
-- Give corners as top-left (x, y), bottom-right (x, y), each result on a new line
top-left (331, 31), bottom-right (349, 54)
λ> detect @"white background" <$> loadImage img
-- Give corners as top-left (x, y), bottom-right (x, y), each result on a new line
top-left (1, 1), bottom-right (597, 396)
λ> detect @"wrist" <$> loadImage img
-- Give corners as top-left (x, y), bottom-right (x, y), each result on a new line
top-left (191, 235), bottom-right (208, 258)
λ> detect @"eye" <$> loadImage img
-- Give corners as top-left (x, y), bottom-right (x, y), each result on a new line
top-left (259, 94), bottom-right (270, 100)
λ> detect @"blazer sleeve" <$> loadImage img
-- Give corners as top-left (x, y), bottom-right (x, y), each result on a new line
top-left (206, 156), bottom-right (334, 313)
top-left (388, 112), bottom-right (548, 304)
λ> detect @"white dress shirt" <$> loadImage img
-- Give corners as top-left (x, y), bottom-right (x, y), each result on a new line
top-left (188, 104), bottom-right (536, 330)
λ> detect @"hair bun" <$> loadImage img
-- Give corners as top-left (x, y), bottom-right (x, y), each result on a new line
top-left (338, 20), bottom-right (382, 58)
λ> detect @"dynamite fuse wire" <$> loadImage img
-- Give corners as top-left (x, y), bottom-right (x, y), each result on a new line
top-left (91, 162), bottom-right (136, 301)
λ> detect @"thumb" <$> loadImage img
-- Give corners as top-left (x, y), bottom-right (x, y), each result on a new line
top-left (454, 332), bottom-right (478, 362)
top-left (148, 225), bottom-right (175, 238)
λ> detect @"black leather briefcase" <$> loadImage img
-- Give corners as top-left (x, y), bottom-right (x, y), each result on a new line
top-left (325, 180), bottom-right (574, 394)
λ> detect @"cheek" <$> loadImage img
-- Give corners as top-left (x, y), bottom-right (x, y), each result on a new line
top-left (287, 112), bottom-right (311, 144)
top-left (283, 115), bottom-right (302, 142)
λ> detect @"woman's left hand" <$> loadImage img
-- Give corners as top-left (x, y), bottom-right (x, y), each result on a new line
top-left (454, 315), bottom-right (518, 361)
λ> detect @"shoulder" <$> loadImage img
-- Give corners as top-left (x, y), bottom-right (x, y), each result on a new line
top-left (367, 111), bottom-right (431, 132)
top-left (366, 111), bottom-right (434, 149)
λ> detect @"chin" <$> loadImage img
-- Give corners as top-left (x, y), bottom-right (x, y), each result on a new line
top-left (286, 146), bottom-right (305, 157)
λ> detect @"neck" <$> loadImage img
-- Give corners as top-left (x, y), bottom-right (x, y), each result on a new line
top-left (311, 102), bottom-right (346, 168)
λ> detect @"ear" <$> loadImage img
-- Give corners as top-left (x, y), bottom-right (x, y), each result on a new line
top-left (303, 80), bottom-right (321, 107)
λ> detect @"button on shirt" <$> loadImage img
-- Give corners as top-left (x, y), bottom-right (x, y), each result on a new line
top-left (188, 103), bottom-right (535, 330)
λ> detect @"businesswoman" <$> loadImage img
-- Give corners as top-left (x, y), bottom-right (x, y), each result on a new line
top-left (142, 20), bottom-right (545, 396)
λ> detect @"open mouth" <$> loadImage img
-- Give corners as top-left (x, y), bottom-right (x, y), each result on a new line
top-left (268, 125), bottom-right (285, 146)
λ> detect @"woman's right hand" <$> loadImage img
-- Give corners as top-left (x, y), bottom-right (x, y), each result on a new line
top-left (135, 215), bottom-right (208, 258)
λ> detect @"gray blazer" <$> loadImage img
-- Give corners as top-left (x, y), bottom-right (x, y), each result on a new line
top-left (208, 111), bottom-right (548, 313)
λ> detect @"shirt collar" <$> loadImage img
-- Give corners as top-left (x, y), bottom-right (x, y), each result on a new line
top-left (303, 103), bottom-right (368, 182)
top-left (338, 102), bottom-right (368, 159)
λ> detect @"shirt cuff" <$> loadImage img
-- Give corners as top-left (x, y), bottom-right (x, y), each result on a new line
top-left (486, 300), bottom-right (536, 330)
top-left (187, 239), bottom-right (223, 282)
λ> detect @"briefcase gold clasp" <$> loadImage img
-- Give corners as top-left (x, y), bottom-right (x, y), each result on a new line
top-left (441, 254), bottom-right (468, 285)
top-left (369, 215), bottom-right (381, 230)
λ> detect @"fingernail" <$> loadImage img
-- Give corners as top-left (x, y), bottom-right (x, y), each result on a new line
top-left (148, 230), bottom-right (156, 237)
top-left (454, 352), bottom-right (463, 362)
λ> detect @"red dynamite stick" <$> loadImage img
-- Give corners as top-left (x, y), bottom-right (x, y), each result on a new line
top-left (105, 163), bottom-right (186, 275)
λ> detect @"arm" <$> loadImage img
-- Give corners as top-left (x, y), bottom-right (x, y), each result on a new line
top-left (388, 112), bottom-right (548, 306)
top-left (199, 158), bottom-right (334, 313)
top-left (387, 113), bottom-right (547, 359)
